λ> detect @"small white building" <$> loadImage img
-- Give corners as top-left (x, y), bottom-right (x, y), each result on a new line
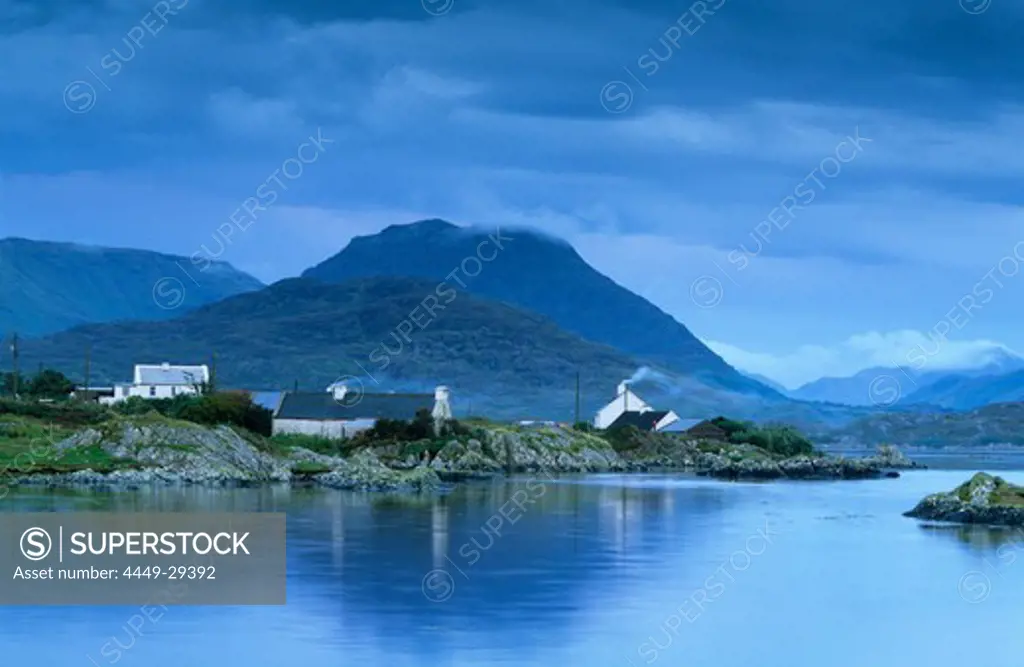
top-left (593, 380), bottom-right (679, 431)
top-left (107, 362), bottom-right (210, 403)
top-left (272, 383), bottom-right (453, 439)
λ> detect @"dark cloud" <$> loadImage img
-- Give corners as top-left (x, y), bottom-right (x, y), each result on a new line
top-left (2, 0), bottom-right (1022, 367)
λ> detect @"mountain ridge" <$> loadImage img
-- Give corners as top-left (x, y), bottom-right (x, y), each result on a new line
top-left (0, 236), bottom-right (264, 337)
top-left (302, 218), bottom-right (779, 398)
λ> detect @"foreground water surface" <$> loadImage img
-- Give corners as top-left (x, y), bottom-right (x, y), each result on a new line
top-left (2, 465), bottom-right (1023, 666)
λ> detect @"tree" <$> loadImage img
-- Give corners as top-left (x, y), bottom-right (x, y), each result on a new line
top-left (1, 372), bottom-right (26, 397)
top-left (26, 369), bottom-right (74, 399)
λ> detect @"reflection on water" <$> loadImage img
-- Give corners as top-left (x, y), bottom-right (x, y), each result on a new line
top-left (1, 470), bottom-right (1024, 666)
top-left (920, 522), bottom-right (1024, 549)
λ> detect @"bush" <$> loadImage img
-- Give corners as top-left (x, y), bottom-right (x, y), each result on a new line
top-left (709, 416), bottom-right (750, 438)
top-left (727, 424), bottom-right (815, 457)
top-left (355, 409), bottom-right (467, 444)
top-left (112, 392), bottom-right (273, 436)
top-left (604, 425), bottom-right (643, 452)
top-left (0, 397), bottom-right (109, 427)
top-left (27, 369), bottom-right (75, 399)
top-left (572, 421), bottom-right (593, 432)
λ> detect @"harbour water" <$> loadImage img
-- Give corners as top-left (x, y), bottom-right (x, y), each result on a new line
top-left (1, 466), bottom-right (1022, 666)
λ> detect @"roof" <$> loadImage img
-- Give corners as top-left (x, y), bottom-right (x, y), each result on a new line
top-left (661, 418), bottom-right (724, 434)
top-left (274, 391), bottom-right (434, 421)
top-left (661, 418), bottom-right (704, 432)
top-left (135, 364), bottom-right (208, 386)
top-left (249, 391), bottom-right (283, 412)
top-left (608, 410), bottom-right (669, 431)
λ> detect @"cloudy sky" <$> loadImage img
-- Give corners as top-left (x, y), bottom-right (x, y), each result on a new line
top-left (1, 0), bottom-right (1021, 388)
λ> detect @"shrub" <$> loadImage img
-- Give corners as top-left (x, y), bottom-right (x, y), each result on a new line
top-left (0, 397), bottom-right (109, 427)
top-left (726, 423), bottom-right (815, 457)
top-left (26, 369), bottom-right (75, 399)
top-left (113, 392), bottom-right (273, 436)
top-left (356, 410), bottom-right (466, 444)
top-left (604, 425), bottom-right (643, 452)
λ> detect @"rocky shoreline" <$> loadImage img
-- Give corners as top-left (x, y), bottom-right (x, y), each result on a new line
top-left (904, 472), bottom-right (1024, 526)
top-left (0, 418), bottom-right (926, 495)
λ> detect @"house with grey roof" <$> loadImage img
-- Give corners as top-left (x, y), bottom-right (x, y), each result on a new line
top-left (107, 362), bottom-right (210, 403)
top-left (272, 383), bottom-right (453, 439)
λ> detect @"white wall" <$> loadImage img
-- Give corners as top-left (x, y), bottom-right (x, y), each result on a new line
top-left (272, 418), bottom-right (376, 439)
top-left (115, 384), bottom-right (201, 401)
top-left (655, 411), bottom-right (680, 431)
top-left (593, 389), bottom-right (652, 428)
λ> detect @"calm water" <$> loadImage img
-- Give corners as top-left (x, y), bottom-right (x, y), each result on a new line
top-left (2, 467), bottom-right (1024, 666)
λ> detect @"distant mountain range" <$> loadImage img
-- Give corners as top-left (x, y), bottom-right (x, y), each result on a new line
top-left (786, 348), bottom-right (1024, 408)
top-left (904, 369), bottom-right (1024, 410)
top-left (833, 402), bottom-right (1024, 448)
top-left (0, 238), bottom-right (264, 337)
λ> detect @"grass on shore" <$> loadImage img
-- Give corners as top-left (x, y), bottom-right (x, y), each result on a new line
top-left (0, 415), bottom-right (137, 475)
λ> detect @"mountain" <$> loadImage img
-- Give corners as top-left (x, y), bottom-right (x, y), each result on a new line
top-left (18, 276), bottom-right (851, 423)
top-left (789, 368), bottom-right (913, 406)
top-left (833, 402), bottom-right (1024, 448)
top-left (905, 369), bottom-right (1024, 410)
top-left (0, 237), bottom-right (264, 337)
top-left (16, 277), bottom-right (652, 419)
top-left (791, 349), bottom-right (1024, 407)
top-left (741, 372), bottom-right (790, 395)
top-left (301, 219), bottom-right (779, 398)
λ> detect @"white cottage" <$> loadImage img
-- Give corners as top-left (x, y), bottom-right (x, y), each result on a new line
top-left (593, 380), bottom-right (679, 431)
top-left (107, 362), bottom-right (210, 403)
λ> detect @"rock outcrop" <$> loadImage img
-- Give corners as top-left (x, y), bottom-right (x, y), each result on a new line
top-left (9, 418), bottom-right (440, 493)
top-left (425, 428), bottom-right (630, 475)
top-left (867, 444), bottom-right (926, 470)
top-left (694, 452), bottom-right (889, 481)
top-left (3, 417), bottom-right (922, 494)
top-left (904, 472), bottom-right (1024, 526)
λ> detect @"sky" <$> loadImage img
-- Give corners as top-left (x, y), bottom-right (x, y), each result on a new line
top-left (1, 0), bottom-right (1022, 389)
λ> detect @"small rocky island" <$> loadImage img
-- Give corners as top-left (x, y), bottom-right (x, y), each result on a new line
top-left (904, 472), bottom-right (1024, 526)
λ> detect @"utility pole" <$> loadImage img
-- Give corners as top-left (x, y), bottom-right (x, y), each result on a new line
top-left (574, 370), bottom-right (580, 424)
top-left (84, 343), bottom-right (91, 395)
top-left (293, 379), bottom-right (298, 393)
top-left (10, 333), bottom-right (19, 398)
top-left (209, 351), bottom-right (218, 393)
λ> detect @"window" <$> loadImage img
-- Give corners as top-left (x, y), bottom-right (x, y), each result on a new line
top-left (149, 386), bottom-right (156, 397)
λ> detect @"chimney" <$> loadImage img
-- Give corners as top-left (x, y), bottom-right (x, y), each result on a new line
top-left (432, 385), bottom-right (452, 422)
top-left (618, 380), bottom-right (630, 411)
